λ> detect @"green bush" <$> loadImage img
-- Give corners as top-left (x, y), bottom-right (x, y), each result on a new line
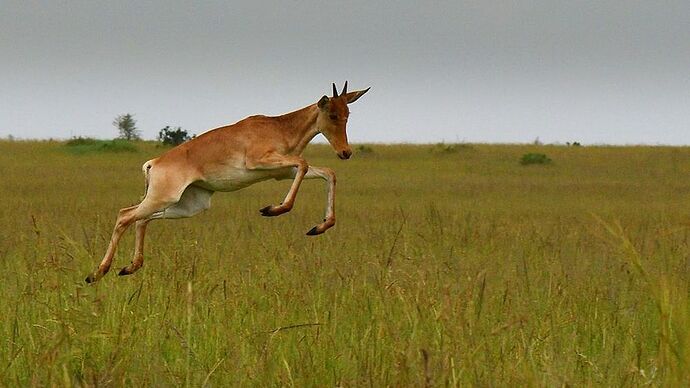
top-left (158, 126), bottom-right (191, 146)
top-left (520, 153), bottom-right (551, 165)
top-left (356, 144), bottom-right (375, 154)
top-left (430, 142), bottom-right (473, 154)
top-left (64, 138), bottom-right (137, 154)
top-left (65, 137), bottom-right (99, 146)
top-left (98, 139), bottom-right (138, 153)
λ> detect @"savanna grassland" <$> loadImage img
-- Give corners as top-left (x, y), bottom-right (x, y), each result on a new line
top-left (1, 140), bottom-right (690, 386)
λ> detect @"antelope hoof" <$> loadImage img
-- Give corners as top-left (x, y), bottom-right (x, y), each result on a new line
top-left (306, 220), bottom-right (334, 236)
top-left (118, 263), bottom-right (141, 276)
top-left (260, 205), bottom-right (288, 217)
top-left (118, 267), bottom-right (133, 276)
top-left (85, 272), bottom-right (100, 284)
top-left (306, 226), bottom-right (322, 236)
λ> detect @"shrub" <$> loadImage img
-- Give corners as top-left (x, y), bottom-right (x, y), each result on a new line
top-left (158, 126), bottom-right (191, 146)
top-left (356, 145), bottom-right (375, 154)
top-left (65, 136), bottom-right (99, 146)
top-left (520, 153), bottom-right (552, 165)
top-left (430, 142), bottom-right (473, 154)
top-left (64, 139), bottom-right (137, 154)
top-left (98, 139), bottom-right (138, 153)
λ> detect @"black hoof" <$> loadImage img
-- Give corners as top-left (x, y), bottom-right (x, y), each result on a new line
top-left (85, 274), bottom-right (96, 284)
top-left (306, 226), bottom-right (322, 236)
top-left (259, 205), bottom-right (275, 217)
top-left (118, 267), bottom-right (131, 276)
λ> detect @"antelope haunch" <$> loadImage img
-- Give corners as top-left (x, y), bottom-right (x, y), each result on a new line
top-left (85, 82), bottom-right (370, 283)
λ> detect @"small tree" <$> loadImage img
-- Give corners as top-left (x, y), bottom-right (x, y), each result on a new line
top-left (158, 126), bottom-right (191, 146)
top-left (113, 113), bottom-right (140, 140)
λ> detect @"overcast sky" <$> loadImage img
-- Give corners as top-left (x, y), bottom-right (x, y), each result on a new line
top-left (1, 1), bottom-right (689, 144)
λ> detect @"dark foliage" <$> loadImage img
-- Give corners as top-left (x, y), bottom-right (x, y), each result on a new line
top-left (158, 126), bottom-right (191, 146)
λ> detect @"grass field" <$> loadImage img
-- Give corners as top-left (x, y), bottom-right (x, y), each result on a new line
top-left (1, 140), bottom-right (690, 386)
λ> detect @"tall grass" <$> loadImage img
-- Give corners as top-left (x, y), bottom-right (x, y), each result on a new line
top-left (595, 216), bottom-right (690, 385)
top-left (1, 140), bottom-right (690, 385)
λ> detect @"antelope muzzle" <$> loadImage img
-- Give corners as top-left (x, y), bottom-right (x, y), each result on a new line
top-left (338, 149), bottom-right (352, 160)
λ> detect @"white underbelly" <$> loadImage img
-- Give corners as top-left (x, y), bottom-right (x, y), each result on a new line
top-left (195, 167), bottom-right (294, 192)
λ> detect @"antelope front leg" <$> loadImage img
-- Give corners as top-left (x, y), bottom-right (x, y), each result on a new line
top-left (249, 153), bottom-right (309, 217)
top-left (304, 166), bottom-right (337, 236)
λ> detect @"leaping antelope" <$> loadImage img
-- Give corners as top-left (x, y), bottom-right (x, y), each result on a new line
top-left (85, 82), bottom-right (369, 283)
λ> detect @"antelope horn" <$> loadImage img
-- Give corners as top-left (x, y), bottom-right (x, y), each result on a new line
top-left (342, 81), bottom-right (348, 95)
top-left (332, 83), bottom-right (338, 97)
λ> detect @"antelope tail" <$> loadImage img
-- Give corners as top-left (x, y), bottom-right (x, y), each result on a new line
top-left (141, 160), bottom-right (154, 200)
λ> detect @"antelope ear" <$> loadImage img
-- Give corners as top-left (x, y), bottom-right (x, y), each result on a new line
top-left (345, 87), bottom-right (371, 104)
top-left (318, 95), bottom-right (330, 109)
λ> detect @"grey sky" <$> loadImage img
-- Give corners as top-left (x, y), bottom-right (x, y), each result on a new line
top-left (1, 1), bottom-right (689, 144)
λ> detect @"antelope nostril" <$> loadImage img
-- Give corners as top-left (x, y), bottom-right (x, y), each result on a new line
top-left (342, 150), bottom-right (352, 159)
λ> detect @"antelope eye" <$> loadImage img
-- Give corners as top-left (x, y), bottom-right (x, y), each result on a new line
top-left (329, 114), bottom-right (337, 120)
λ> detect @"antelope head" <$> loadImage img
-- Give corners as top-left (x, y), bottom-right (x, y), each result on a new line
top-left (317, 81), bottom-right (370, 160)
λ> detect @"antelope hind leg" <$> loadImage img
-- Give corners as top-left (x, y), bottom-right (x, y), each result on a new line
top-left (85, 196), bottom-right (176, 283)
top-left (117, 185), bottom-right (213, 277)
top-left (85, 205), bottom-right (139, 283)
top-left (117, 220), bottom-right (149, 276)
